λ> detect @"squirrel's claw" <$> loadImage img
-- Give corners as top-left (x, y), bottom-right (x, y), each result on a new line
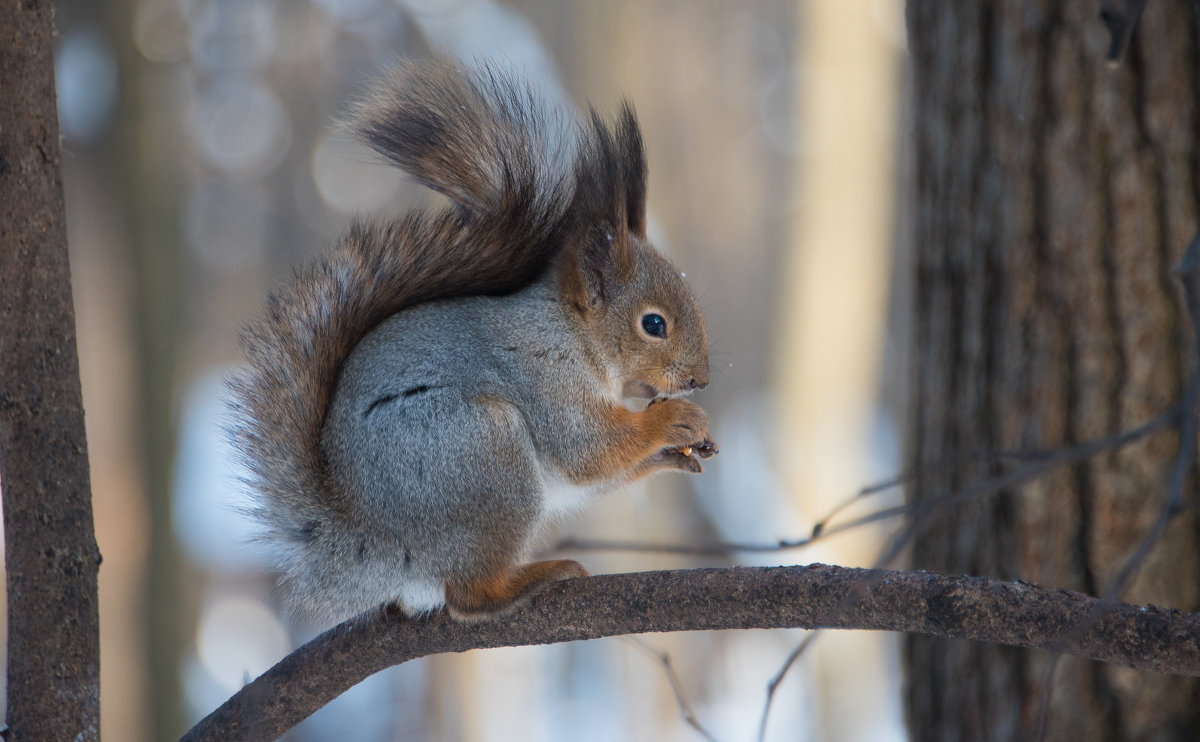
top-left (694, 437), bottom-right (719, 459)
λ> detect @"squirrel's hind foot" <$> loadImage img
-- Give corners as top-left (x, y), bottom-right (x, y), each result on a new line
top-left (444, 559), bottom-right (588, 622)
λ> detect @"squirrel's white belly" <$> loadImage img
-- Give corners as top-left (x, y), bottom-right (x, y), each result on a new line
top-left (538, 467), bottom-right (621, 521)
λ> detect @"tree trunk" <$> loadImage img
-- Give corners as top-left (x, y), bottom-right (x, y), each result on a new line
top-left (906, 1), bottom-right (1200, 740)
top-left (0, 2), bottom-right (102, 740)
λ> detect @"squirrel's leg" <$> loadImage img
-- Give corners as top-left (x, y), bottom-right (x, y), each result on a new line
top-left (553, 397), bottom-right (710, 482)
top-left (438, 394), bottom-right (588, 620)
top-left (553, 398), bottom-right (714, 484)
top-left (444, 559), bottom-right (588, 621)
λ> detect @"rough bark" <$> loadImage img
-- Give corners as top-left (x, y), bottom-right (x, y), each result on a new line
top-left (179, 564), bottom-right (1200, 742)
top-left (0, 1), bottom-right (102, 740)
top-left (906, 2), bottom-right (1200, 740)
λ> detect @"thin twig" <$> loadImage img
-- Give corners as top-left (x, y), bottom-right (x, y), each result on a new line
top-left (555, 410), bottom-right (1174, 558)
top-left (753, 477), bottom-right (926, 739)
top-left (812, 469), bottom-right (913, 536)
top-left (623, 636), bottom-right (719, 742)
top-left (1102, 227), bottom-right (1200, 601)
top-left (1165, 226), bottom-right (1200, 512)
top-left (815, 442), bottom-right (1146, 535)
top-left (1033, 656), bottom-right (1061, 741)
top-left (756, 633), bottom-right (818, 742)
top-left (752, 400), bottom-right (1179, 738)
top-left (1034, 226), bottom-right (1200, 742)
top-left (807, 411), bottom-right (1175, 539)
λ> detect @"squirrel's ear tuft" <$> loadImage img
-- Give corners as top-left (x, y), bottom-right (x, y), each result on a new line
top-left (560, 102), bottom-right (651, 313)
top-left (617, 103), bottom-right (647, 239)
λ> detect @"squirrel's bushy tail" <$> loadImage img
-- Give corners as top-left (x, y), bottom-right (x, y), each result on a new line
top-left (228, 61), bottom-right (579, 546)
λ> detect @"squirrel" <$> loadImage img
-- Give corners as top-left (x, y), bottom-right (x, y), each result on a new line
top-left (229, 60), bottom-right (717, 624)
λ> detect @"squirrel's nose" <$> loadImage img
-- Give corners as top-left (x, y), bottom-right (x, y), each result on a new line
top-left (688, 378), bottom-right (708, 391)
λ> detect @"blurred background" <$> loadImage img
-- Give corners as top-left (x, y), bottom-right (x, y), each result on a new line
top-left (37, 0), bottom-right (910, 740)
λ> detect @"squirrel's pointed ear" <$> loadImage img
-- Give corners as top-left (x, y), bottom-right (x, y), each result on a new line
top-left (618, 104), bottom-right (647, 239)
top-left (559, 226), bottom-right (625, 313)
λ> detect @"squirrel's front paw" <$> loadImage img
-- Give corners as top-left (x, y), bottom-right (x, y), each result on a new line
top-left (644, 397), bottom-right (710, 450)
top-left (649, 435), bottom-right (719, 474)
top-left (648, 447), bottom-right (705, 473)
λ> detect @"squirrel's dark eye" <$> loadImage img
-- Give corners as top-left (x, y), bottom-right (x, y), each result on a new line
top-left (641, 313), bottom-right (667, 338)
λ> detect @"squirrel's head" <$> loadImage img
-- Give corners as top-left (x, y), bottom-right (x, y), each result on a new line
top-left (555, 104), bottom-right (709, 400)
top-left (557, 231), bottom-right (709, 400)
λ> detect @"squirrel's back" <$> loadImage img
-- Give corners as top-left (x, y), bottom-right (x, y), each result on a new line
top-left (228, 61), bottom-right (580, 564)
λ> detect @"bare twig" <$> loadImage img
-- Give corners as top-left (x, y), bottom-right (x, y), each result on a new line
top-left (790, 411), bottom-right (1174, 540)
top-left (555, 411), bottom-right (1173, 558)
top-left (756, 632), bottom-right (818, 742)
top-left (753, 399), bottom-right (1180, 738)
top-left (813, 441), bottom-right (1152, 536)
top-left (1095, 228), bottom-right (1200, 610)
top-left (754, 475), bottom-right (937, 738)
top-left (1033, 226), bottom-right (1200, 742)
top-left (1033, 657), bottom-right (1062, 741)
top-left (1164, 225), bottom-right (1200, 514)
top-left (624, 637), bottom-right (719, 742)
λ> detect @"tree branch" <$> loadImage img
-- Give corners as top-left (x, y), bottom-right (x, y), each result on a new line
top-left (181, 563), bottom-right (1200, 742)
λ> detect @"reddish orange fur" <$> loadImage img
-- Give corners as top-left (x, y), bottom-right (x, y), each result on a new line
top-left (445, 560), bottom-right (589, 620)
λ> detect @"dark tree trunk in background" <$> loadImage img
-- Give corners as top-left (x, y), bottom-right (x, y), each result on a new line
top-left (906, 2), bottom-right (1200, 740)
top-left (0, 2), bottom-right (102, 740)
